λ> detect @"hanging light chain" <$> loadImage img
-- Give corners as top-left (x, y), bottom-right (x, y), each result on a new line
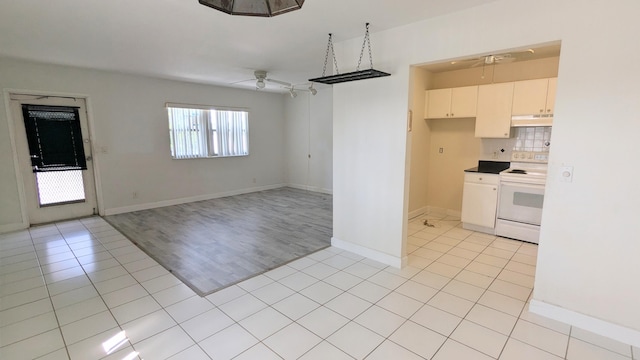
top-left (356, 23), bottom-right (374, 71)
top-left (322, 34), bottom-right (339, 77)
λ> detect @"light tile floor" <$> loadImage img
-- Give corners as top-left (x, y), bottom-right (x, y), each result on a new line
top-left (1, 215), bottom-right (638, 359)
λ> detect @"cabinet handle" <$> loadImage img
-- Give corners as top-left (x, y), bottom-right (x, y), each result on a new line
top-left (547, 109), bottom-right (551, 113)
top-left (540, 109), bottom-right (544, 113)
top-left (479, 177), bottom-right (483, 180)
top-left (451, 113), bottom-right (454, 117)
top-left (493, 188), bottom-right (497, 191)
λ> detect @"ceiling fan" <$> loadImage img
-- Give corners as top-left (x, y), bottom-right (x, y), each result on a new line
top-left (456, 49), bottom-right (536, 68)
top-left (234, 70), bottom-right (317, 97)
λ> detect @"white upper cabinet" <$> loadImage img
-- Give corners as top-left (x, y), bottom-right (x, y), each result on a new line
top-left (511, 77), bottom-right (557, 115)
top-left (425, 85), bottom-right (478, 119)
top-left (475, 82), bottom-right (514, 138)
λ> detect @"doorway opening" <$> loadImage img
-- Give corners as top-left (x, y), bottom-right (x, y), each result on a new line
top-left (10, 93), bottom-right (99, 225)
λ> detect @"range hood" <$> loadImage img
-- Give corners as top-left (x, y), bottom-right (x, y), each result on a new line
top-left (511, 114), bottom-right (553, 127)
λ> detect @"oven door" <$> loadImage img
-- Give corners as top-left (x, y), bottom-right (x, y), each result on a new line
top-left (498, 182), bottom-right (545, 225)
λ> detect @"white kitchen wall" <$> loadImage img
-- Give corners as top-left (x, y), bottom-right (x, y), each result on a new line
top-left (284, 88), bottom-right (333, 193)
top-left (0, 57), bottom-right (287, 228)
top-left (332, 0), bottom-right (640, 345)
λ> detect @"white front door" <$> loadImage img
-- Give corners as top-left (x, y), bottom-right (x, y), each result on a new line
top-left (11, 94), bottom-right (98, 224)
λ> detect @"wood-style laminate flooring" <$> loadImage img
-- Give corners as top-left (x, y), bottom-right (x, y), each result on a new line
top-left (105, 187), bottom-right (332, 296)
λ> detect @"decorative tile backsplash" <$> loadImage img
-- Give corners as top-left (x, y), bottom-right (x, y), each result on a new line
top-left (514, 127), bottom-right (552, 152)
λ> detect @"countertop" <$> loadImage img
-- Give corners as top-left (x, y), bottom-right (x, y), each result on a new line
top-left (464, 160), bottom-right (510, 174)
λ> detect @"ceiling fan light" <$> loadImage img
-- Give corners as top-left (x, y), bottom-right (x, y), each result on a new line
top-left (199, 0), bottom-right (305, 17)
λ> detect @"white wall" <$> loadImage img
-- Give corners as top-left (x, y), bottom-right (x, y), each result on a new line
top-left (332, 0), bottom-right (640, 345)
top-left (284, 88), bottom-right (333, 193)
top-left (0, 58), bottom-right (287, 228)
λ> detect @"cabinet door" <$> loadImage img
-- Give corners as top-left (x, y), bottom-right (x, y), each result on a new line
top-left (450, 86), bottom-right (478, 118)
top-left (426, 88), bottom-right (452, 118)
top-left (545, 77), bottom-right (557, 114)
top-left (511, 78), bottom-right (548, 115)
top-left (475, 82), bottom-right (514, 138)
top-left (461, 182), bottom-right (498, 228)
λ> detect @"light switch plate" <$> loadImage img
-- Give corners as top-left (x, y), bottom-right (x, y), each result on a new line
top-left (560, 166), bottom-right (573, 182)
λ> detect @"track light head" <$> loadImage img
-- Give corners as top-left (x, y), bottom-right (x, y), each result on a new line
top-left (256, 79), bottom-right (265, 89)
top-left (289, 88), bottom-right (297, 98)
top-left (308, 84), bottom-right (317, 95)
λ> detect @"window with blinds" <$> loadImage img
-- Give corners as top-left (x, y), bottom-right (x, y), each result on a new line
top-left (166, 104), bottom-right (249, 159)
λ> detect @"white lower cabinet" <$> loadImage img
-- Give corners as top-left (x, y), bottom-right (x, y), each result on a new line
top-left (461, 173), bottom-right (499, 233)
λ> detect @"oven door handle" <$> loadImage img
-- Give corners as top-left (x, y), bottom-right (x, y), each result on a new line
top-left (500, 181), bottom-right (545, 190)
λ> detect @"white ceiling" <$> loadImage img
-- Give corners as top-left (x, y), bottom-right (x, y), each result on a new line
top-left (0, 0), bottom-right (502, 91)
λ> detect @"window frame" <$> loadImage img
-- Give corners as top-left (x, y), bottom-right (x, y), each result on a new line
top-left (166, 102), bottom-right (250, 159)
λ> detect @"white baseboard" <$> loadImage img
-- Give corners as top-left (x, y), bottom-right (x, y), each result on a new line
top-left (427, 206), bottom-right (461, 219)
top-left (331, 236), bottom-right (407, 268)
top-left (0, 221), bottom-right (29, 234)
top-left (530, 299), bottom-right (640, 347)
top-left (104, 184), bottom-right (286, 216)
top-left (408, 206), bottom-right (428, 220)
top-left (286, 183), bottom-right (333, 195)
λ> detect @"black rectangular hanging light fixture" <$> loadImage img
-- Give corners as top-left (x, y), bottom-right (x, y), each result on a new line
top-left (199, 0), bottom-right (305, 17)
top-left (309, 23), bottom-right (390, 85)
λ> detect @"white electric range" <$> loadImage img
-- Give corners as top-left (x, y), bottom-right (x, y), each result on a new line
top-left (495, 152), bottom-right (549, 244)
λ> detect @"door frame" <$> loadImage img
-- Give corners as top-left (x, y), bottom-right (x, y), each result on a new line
top-left (3, 88), bottom-right (105, 228)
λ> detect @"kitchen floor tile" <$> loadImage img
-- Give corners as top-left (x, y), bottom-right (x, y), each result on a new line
top-left (250, 281), bottom-right (295, 305)
top-left (264, 323), bottom-right (322, 360)
top-left (236, 274), bottom-right (273, 292)
top-left (302, 262), bottom-right (339, 279)
top-left (167, 344), bottom-right (215, 360)
top-left (101, 284), bottom-right (149, 308)
top-left (0, 298), bottom-right (52, 327)
top-left (121, 309), bottom-right (176, 344)
top-left (55, 296), bottom-right (108, 326)
top-left (180, 308), bottom-right (234, 342)
top-left (199, 323), bottom-right (259, 359)
top-left (0, 329), bottom-right (66, 360)
top-left (273, 293), bottom-right (320, 320)
top-left (366, 340), bottom-right (425, 360)
top-left (500, 338), bottom-right (563, 360)
top-left (389, 320), bottom-right (447, 359)
top-left (133, 325), bottom-right (194, 360)
top-left (234, 343), bottom-right (283, 360)
top-left (570, 327), bottom-right (633, 357)
top-left (354, 305), bottom-right (406, 337)
top-left (218, 293), bottom-right (267, 321)
top-left (366, 271), bottom-right (407, 290)
top-left (395, 279), bottom-right (438, 302)
top-left (518, 303), bottom-right (571, 334)
top-left (442, 279), bottom-right (485, 302)
top-left (299, 341), bottom-right (353, 360)
top-left (299, 280), bottom-right (343, 304)
top-left (465, 303), bottom-right (518, 335)
top-left (0, 311), bottom-right (59, 347)
top-left (151, 283), bottom-right (197, 307)
top-left (238, 307), bottom-right (292, 340)
top-left (60, 310), bottom-right (119, 345)
top-left (410, 304), bottom-right (463, 336)
top-left (324, 292), bottom-right (371, 319)
top-left (477, 290), bottom-right (526, 317)
top-left (488, 279), bottom-right (532, 301)
top-left (297, 306), bottom-right (350, 338)
top-left (110, 295), bottom-right (162, 324)
top-left (347, 280), bottom-right (391, 303)
top-left (278, 271), bottom-right (318, 291)
top-left (566, 338), bottom-right (630, 360)
top-left (433, 339), bottom-right (495, 360)
top-left (322, 271), bottom-right (363, 291)
top-left (205, 284), bottom-right (246, 306)
top-left (428, 291), bottom-right (475, 317)
top-left (164, 295), bottom-right (215, 323)
top-left (510, 319), bottom-right (569, 357)
top-left (411, 270), bottom-right (451, 290)
top-left (450, 319), bottom-right (508, 358)
top-left (327, 321), bottom-right (384, 359)
top-left (376, 291), bottom-right (423, 318)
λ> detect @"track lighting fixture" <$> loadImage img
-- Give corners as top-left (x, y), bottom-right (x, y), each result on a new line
top-left (256, 79), bottom-right (266, 89)
top-left (289, 88), bottom-right (297, 98)
top-left (308, 84), bottom-right (317, 95)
